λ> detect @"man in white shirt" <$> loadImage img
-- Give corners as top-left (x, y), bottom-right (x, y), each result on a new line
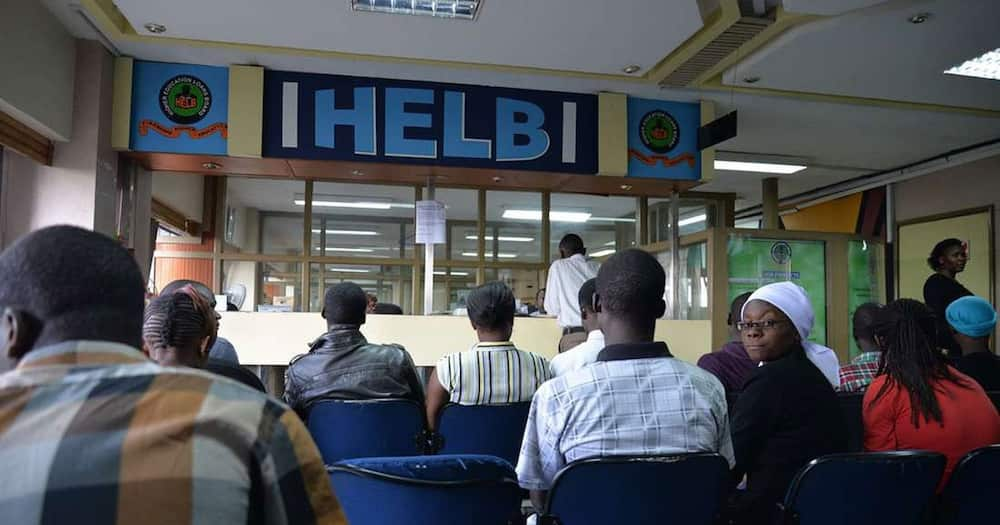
top-left (549, 278), bottom-right (604, 376)
top-left (545, 234), bottom-right (598, 352)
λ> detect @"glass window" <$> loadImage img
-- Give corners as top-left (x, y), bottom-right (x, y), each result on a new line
top-left (431, 267), bottom-right (477, 314)
top-left (223, 260), bottom-right (303, 312)
top-left (428, 188), bottom-right (478, 261)
top-left (309, 263), bottom-right (413, 313)
top-left (847, 240), bottom-right (884, 359)
top-left (483, 268), bottom-right (545, 311)
top-left (551, 193), bottom-right (636, 261)
top-left (310, 181), bottom-right (415, 259)
top-left (649, 199), bottom-right (714, 243)
top-left (483, 191), bottom-right (544, 263)
top-left (224, 177), bottom-right (305, 255)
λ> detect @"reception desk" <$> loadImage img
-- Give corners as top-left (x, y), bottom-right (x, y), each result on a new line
top-left (219, 313), bottom-right (713, 367)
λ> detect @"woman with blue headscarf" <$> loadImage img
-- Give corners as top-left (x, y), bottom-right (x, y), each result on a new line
top-left (947, 295), bottom-right (1000, 390)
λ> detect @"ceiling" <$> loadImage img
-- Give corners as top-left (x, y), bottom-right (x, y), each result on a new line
top-left (39, 0), bottom-right (1000, 213)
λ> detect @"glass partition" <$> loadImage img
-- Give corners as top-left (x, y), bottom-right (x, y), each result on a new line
top-left (847, 239), bottom-right (885, 358)
top-left (551, 193), bottom-right (636, 261)
top-left (432, 267), bottom-right (478, 314)
top-left (483, 191), bottom-right (544, 263)
top-left (309, 181), bottom-right (415, 259)
top-left (309, 263), bottom-right (413, 313)
top-left (224, 178), bottom-right (305, 255)
top-left (222, 261), bottom-right (303, 312)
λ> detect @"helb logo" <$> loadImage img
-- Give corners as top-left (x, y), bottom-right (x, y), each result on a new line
top-left (639, 110), bottom-right (679, 154)
top-left (160, 75), bottom-right (212, 125)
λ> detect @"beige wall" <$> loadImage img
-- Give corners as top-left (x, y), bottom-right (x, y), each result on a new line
top-left (0, 0), bottom-right (76, 140)
top-left (152, 172), bottom-right (204, 221)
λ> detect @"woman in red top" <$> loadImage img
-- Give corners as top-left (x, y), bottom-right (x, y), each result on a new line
top-left (863, 299), bottom-right (1000, 489)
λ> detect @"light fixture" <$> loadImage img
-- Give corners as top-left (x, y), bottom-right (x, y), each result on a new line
top-left (590, 249), bottom-right (616, 258)
top-left (908, 12), bottom-right (931, 24)
top-left (502, 209), bottom-right (592, 223)
top-left (743, 76), bottom-right (761, 84)
top-left (265, 276), bottom-right (286, 283)
top-left (144, 23), bottom-right (166, 34)
top-left (351, 170), bottom-right (364, 176)
top-left (714, 160), bottom-right (807, 174)
top-left (201, 161), bottom-right (221, 170)
top-left (352, 0), bottom-right (479, 20)
top-left (589, 216), bottom-right (637, 223)
top-left (464, 235), bottom-right (534, 242)
top-left (622, 65), bottom-right (641, 74)
top-left (294, 194), bottom-right (414, 210)
top-left (325, 268), bottom-right (371, 273)
top-left (434, 271), bottom-right (470, 276)
top-left (312, 229), bottom-right (379, 236)
top-left (944, 48), bottom-right (1000, 81)
top-left (603, 241), bottom-right (615, 246)
top-left (462, 252), bottom-right (517, 259)
top-left (620, 184), bottom-right (633, 191)
top-left (325, 247), bottom-right (375, 253)
top-left (678, 214), bottom-right (707, 227)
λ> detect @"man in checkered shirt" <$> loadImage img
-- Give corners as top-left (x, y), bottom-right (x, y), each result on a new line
top-left (515, 249), bottom-right (734, 511)
top-left (837, 303), bottom-right (884, 392)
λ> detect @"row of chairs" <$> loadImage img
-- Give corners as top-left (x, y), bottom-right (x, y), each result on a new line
top-left (328, 447), bottom-right (1000, 525)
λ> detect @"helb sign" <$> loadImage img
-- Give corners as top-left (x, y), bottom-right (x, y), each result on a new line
top-left (263, 71), bottom-right (598, 173)
top-left (627, 97), bottom-right (700, 180)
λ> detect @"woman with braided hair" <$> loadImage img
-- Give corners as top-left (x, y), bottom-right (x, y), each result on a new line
top-left (142, 285), bottom-right (218, 368)
top-left (863, 298), bottom-right (1000, 489)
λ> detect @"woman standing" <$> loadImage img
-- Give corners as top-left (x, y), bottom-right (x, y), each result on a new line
top-left (923, 238), bottom-right (972, 357)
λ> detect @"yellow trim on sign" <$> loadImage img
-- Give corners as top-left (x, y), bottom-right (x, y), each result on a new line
top-left (645, 0), bottom-right (741, 84)
top-left (227, 66), bottom-right (264, 158)
top-left (699, 100), bottom-right (715, 182)
top-left (111, 56), bottom-right (134, 151)
top-left (598, 92), bottom-right (628, 177)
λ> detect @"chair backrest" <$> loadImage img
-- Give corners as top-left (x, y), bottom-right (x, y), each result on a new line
top-left (541, 454), bottom-right (730, 525)
top-left (307, 399), bottom-right (426, 464)
top-left (435, 402), bottom-right (531, 465)
top-left (781, 451), bottom-right (946, 525)
top-left (329, 454), bottom-right (523, 525)
top-left (837, 393), bottom-right (865, 452)
top-left (938, 445), bottom-right (1000, 525)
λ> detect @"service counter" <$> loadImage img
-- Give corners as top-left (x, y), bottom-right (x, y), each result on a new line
top-left (219, 313), bottom-right (712, 367)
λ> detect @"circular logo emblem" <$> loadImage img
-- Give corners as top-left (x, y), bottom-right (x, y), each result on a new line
top-left (159, 75), bottom-right (212, 125)
top-left (771, 241), bottom-right (792, 265)
top-left (639, 110), bottom-right (680, 154)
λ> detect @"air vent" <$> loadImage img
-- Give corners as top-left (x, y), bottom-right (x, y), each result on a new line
top-left (659, 15), bottom-right (773, 88)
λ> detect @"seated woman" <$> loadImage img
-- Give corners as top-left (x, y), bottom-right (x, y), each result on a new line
top-left (729, 282), bottom-right (847, 525)
top-left (863, 299), bottom-right (1000, 489)
top-left (424, 281), bottom-right (552, 429)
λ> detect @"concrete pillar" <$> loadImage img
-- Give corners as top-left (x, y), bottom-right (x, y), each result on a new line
top-left (762, 177), bottom-right (780, 230)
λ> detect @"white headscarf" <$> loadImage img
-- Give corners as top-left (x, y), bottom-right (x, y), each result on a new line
top-left (742, 281), bottom-right (840, 387)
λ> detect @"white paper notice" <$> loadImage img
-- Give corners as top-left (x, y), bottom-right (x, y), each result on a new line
top-left (415, 200), bottom-right (446, 245)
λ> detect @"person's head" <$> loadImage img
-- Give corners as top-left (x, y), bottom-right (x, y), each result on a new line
top-left (535, 287), bottom-right (546, 307)
top-left (558, 234), bottom-right (586, 259)
top-left (726, 292), bottom-right (753, 341)
top-left (595, 249), bottom-right (666, 344)
top-left (161, 279), bottom-right (221, 335)
top-left (739, 282), bottom-right (813, 362)
top-left (928, 238), bottom-right (968, 276)
top-left (142, 286), bottom-right (217, 367)
top-left (466, 281), bottom-right (516, 342)
top-left (852, 302), bottom-right (884, 353)
top-left (372, 302), bottom-right (403, 315)
top-left (870, 298), bottom-right (967, 427)
top-left (323, 283), bottom-right (368, 327)
top-left (946, 296), bottom-right (996, 354)
top-left (366, 293), bottom-right (378, 313)
top-left (577, 278), bottom-right (599, 333)
top-left (0, 226), bottom-right (145, 360)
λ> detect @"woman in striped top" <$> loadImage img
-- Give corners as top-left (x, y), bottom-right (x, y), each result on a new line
top-left (425, 281), bottom-right (552, 429)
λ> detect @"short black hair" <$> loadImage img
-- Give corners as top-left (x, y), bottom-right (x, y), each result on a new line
top-left (927, 238), bottom-right (963, 270)
top-left (324, 282), bottom-right (367, 325)
top-left (0, 226), bottom-right (145, 349)
top-left (853, 302), bottom-right (884, 343)
top-left (372, 303), bottom-right (403, 315)
top-left (727, 292), bottom-right (753, 326)
top-left (596, 249), bottom-right (665, 321)
top-left (559, 234), bottom-right (585, 256)
top-left (466, 281), bottom-right (515, 331)
top-left (577, 278), bottom-right (597, 313)
top-left (162, 279), bottom-right (215, 307)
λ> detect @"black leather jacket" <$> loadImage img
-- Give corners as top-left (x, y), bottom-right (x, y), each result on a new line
top-left (283, 325), bottom-right (425, 417)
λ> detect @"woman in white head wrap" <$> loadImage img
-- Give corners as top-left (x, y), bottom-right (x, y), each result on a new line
top-left (741, 281), bottom-right (840, 386)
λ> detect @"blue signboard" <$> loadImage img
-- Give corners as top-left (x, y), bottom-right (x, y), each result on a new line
top-left (627, 97), bottom-right (700, 180)
top-left (130, 61), bottom-right (228, 155)
top-left (263, 71), bottom-right (598, 174)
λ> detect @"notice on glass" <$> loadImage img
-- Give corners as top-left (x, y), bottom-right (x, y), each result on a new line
top-left (415, 200), bottom-right (446, 245)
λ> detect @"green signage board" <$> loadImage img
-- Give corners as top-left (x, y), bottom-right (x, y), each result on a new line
top-left (727, 237), bottom-right (827, 345)
top-left (847, 239), bottom-right (882, 359)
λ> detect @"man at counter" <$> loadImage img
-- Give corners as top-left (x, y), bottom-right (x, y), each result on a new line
top-left (284, 282), bottom-right (424, 419)
top-left (545, 234), bottom-right (598, 352)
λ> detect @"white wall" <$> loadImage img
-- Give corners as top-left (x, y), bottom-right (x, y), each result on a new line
top-left (152, 172), bottom-right (204, 221)
top-left (0, 0), bottom-right (76, 140)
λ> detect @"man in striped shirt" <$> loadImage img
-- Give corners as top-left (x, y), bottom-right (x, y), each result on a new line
top-left (0, 226), bottom-right (345, 525)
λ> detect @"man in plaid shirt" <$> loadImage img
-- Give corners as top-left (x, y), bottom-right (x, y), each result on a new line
top-left (838, 303), bottom-right (884, 392)
top-left (0, 226), bottom-right (345, 525)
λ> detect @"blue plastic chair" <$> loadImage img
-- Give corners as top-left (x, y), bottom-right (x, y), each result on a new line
top-left (434, 402), bottom-right (531, 465)
top-left (329, 454), bottom-right (523, 525)
top-left (779, 451), bottom-right (946, 525)
top-left (539, 454), bottom-right (730, 525)
top-left (937, 445), bottom-right (1000, 525)
top-left (306, 399), bottom-right (427, 465)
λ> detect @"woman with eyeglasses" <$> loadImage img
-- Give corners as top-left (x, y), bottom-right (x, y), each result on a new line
top-left (727, 282), bottom-right (848, 525)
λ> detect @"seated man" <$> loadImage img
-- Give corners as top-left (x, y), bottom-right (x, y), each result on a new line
top-left (284, 282), bottom-right (424, 419)
top-left (516, 249), bottom-right (733, 512)
top-left (0, 226), bottom-right (343, 524)
top-left (160, 279), bottom-right (240, 365)
top-left (697, 292), bottom-right (758, 396)
top-left (948, 296), bottom-right (1000, 391)
top-left (838, 302), bottom-right (884, 392)
top-left (548, 278), bottom-right (604, 376)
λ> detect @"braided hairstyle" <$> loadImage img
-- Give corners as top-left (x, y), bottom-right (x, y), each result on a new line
top-left (869, 298), bottom-right (971, 427)
top-left (143, 285), bottom-right (217, 360)
top-left (466, 281), bottom-right (515, 332)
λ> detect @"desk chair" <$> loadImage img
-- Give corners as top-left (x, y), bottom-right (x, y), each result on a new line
top-left (433, 402), bottom-right (532, 465)
top-left (937, 445), bottom-right (1000, 525)
top-left (307, 399), bottom-right (427, 464)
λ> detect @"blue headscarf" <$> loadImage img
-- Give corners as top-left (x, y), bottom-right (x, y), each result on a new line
top-left (945, 296), bottom-right (997, 338)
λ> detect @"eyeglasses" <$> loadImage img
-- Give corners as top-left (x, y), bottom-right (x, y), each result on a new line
top-left (736, 319), bottom-right (789, 332)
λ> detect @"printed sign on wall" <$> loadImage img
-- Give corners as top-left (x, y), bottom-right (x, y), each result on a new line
top-left (130, 61), bottom-right (228, 155)
top-left (627, 97), bottom-right (700, 180)
top-left (263, 70), bottom-right (598, 174)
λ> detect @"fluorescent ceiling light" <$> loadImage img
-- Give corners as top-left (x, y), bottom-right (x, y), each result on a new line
top-left (464, 235), bottom-right (535, 242)
top-left (589, 216), bottom-right (637, 223)
top-left (590, 249), bottom-right (615, 258)
top-left (462, 252), bottom-right (517, 259)
top-left (714, 160), bottom-right (807, 174)
top-left (434, 271), bottom-right (470, 276)
top-left (312, 229), bottom-right (379, 236)
top-left (325, 247), bottom-right (375, 253)
top-left (603, 241), bottom-right (615, 246)
top-left (945, 48), bottom-right (1000, 81)
top-left (352, 0), bottom-right (479, 20)
top-left (325, 268), bottom-right (371, 273)
top-left (678, 214), bottom-right (707, 227)
top-left (264, 276), bottom-right (286, 283)
top-left (502, 209), bottom-right (592, 223)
